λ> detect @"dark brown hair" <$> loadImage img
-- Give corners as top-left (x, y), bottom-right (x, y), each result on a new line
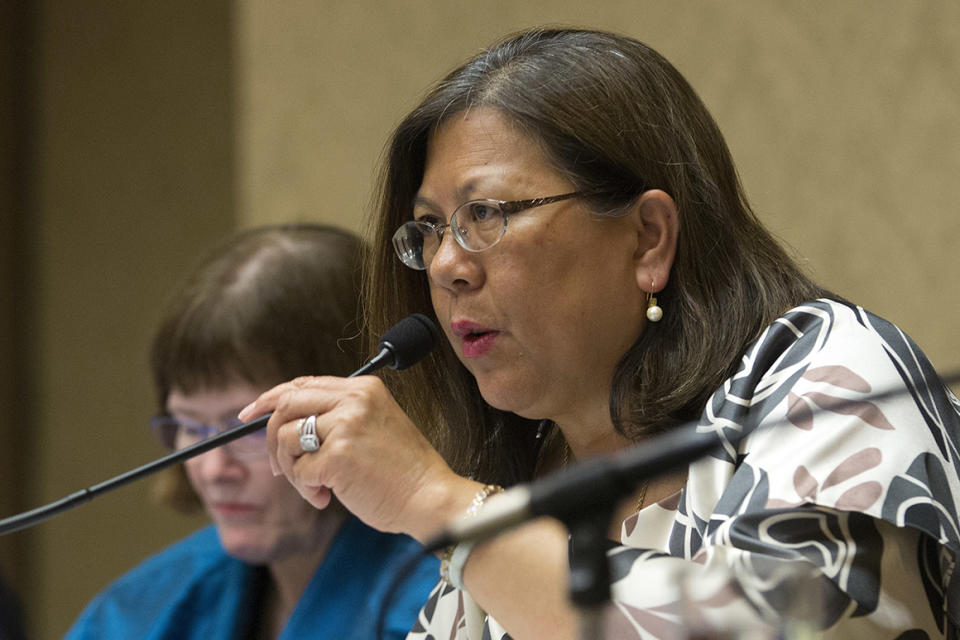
top-left (152, 223), bottom-right (364, 510)
top-left (363, 27), bottom-right (831, 486)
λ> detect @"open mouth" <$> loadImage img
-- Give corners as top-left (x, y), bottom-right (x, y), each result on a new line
top-left (461, 329), bottom-right (499, 357)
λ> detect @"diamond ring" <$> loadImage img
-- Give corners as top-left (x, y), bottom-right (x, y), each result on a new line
top-left (298, 414), bottom-right (320, 453)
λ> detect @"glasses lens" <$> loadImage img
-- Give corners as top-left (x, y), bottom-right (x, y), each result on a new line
top-left (222, 417), bottom-right (268, 460)
top-left (393, 221), bottom-right (439, 270)
top-left (149, 415), bottom-right (179, 450)
top-left (453, 202), bottom-right (505, 251)
top-left (171, 417), bottom-right (214, 450)
top-left (150, 415), bottom-right (267, 460)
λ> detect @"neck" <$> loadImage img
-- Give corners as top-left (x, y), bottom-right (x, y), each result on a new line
top-left (551, 413), bottom-right (689, 541)
top-left (263, 509), bottom-right (348, 637)
top-left (555, 415), bottom-right (632, 462)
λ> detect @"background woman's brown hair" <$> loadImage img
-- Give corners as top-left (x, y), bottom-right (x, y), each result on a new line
top-left (151, 223), bottom-right (364, 511)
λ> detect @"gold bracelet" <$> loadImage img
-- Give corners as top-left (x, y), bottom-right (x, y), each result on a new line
top-left (439, 484), bottom-right (504, 587)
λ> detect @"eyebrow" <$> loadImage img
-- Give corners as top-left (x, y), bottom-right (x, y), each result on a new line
top-left (411, 194), bottom-right (442, 213)
top-left (411, 180), bottom-right (486, 215)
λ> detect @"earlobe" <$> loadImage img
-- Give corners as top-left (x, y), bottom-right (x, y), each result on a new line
top-left (631, 189), bottom-right (679, 294)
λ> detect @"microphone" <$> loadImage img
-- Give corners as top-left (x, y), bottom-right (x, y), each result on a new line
top-left (424, 368), bottom-right (960, 553)
top-left (424, 424), bottom-right (720, 552)
top-left (351, 313), bottom-right (440, 375)
top-left (0, 313), bottom-right (440, 536)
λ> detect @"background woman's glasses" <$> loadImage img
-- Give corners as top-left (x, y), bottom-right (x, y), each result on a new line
top-left (149, 415), bottom-right (267, 461)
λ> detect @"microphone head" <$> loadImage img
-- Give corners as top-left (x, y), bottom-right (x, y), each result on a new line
top-left (378, 313), bottom-right (440, 370)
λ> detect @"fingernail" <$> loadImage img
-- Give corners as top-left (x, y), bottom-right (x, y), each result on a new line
top-left (238, 402), bottom-right (256, 421)
top-left (270, 457), bottom-right (281, 476)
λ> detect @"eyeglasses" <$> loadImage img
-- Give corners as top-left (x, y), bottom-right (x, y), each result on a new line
top-left (392, 191), bottom-right (588, 270)
top-left (149, 414), bottom-right (268, 461)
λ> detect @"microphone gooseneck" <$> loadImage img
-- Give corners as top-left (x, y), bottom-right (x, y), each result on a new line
top-left (0, 314), bottom-right (440, 536)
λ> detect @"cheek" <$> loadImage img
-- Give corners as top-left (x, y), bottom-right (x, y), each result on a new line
top-left (265, 478), bottom-right (315, 518)
top-left (182, 461), bottom-right (205, 492)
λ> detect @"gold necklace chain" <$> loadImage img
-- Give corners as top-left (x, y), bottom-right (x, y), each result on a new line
top-left (634, 480), bottom-right (650, 513)
top-left (563, 445), bottom-right (649, 513)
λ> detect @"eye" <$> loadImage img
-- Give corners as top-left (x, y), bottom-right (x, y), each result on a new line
top-left (179, 421), bottom-right (209, 439)
top-left (414, 214), bottom-right (444, 228)
top-left (180, 424), bottom-right (207, 439)
top-left (464, 202), bottom-right (501, 223)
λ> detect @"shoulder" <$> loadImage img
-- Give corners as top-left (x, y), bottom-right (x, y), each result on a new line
top-left (100, 525), bottom-right (232, 593)
top-left (65, 526), bottom-right (249, 639)
top-left (740, 299), bottom-right (899, 383)
top-left (699, 299), bottom-right (960, 545)
top-left (703, 299), bottom-right (947, 435)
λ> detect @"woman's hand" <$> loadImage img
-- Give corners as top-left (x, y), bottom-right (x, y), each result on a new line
top-left (238, 375), bottom-right (472, 541)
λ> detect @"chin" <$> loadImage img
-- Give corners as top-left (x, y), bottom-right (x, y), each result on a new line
top-left (217, 529), bottom-right (275, 565)
top-left (476, 381), bottom-right (543, 420)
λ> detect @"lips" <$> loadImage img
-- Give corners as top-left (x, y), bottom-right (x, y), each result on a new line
top-left (450, 321), bottom-right (500, 358)
top-left (211, 501), bottom-right (258, 517)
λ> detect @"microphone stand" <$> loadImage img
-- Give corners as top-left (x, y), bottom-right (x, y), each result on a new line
top-left (567, 499), bottom-right (617, 640)
top-left (523, 427), bottom-right (724, 640)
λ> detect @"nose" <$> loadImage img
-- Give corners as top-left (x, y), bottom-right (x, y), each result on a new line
top-left (193, 445), bottom-right (246, 483)
top-left (427, 225), bottom-right (485, 293)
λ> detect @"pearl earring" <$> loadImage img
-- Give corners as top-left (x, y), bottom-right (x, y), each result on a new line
top-left (646, 288), bottom-right (663, 323)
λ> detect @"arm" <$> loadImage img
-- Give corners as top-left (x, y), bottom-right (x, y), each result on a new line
top-left (240, 375), bottom-right (580, 640)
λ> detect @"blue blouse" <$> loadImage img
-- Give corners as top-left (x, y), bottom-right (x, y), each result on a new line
top-left (66, 516), bottom-right (438, 640)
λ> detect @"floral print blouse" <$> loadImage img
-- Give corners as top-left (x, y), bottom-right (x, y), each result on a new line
top-left (407, 300), bottom-right (960, 639)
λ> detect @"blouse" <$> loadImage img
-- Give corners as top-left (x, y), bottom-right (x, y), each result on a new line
top-left (408, 299), bottom-right (960, 639)
top-left (67, 516), bottom-right (438, 640)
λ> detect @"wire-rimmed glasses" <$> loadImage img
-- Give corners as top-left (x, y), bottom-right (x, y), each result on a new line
top-left (392, 191), bottom-right (588, 270)
top-left (149, 414), bottom-right (268, 461)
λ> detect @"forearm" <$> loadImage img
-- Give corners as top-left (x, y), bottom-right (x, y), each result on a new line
top-left (459, 518), bottom-right (577, 640)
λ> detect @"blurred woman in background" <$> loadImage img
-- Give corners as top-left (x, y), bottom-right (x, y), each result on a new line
top-left (67, 224), bottom-right (437, 640)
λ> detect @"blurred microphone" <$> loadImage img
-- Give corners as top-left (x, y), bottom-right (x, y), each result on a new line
top-left (424, 367), bottom-right (960, 552)
top-left (0, 313), bottom-right (440, 536)
top-left (425, 425), bottom-right (719, 552)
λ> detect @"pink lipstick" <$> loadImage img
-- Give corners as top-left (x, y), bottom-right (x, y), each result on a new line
top-left (211, 502), bottom-right (258, 517)
top-left (451, 321), bottom-right (500, 358)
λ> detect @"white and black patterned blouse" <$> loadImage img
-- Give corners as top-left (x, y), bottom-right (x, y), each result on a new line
top-left (408, 299), bottom-right (960, 639)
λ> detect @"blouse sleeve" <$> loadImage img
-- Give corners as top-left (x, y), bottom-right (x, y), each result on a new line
top-left (607, 300), bottom-right (960, 638)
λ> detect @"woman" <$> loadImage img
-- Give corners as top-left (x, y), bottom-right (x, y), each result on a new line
top-left (242, 30), bottom-right (960, 638)
top-left (67, 224), bottom-right (438, 640)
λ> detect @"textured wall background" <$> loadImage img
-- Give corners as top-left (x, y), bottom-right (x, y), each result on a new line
top-left (10, 2), bottom-right (958, 637)
top-left (236, 1), bottom-right (960, 375)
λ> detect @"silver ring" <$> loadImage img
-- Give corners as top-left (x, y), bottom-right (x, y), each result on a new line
top-left (298, 414), bottom-right (320, 453)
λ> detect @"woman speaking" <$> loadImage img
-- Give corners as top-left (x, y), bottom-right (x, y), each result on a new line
top-left (242, 28), bottom-right (960, 639)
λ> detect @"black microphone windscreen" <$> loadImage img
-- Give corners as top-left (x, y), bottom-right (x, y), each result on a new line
top-left (378, 313), bottom-right (439, 370)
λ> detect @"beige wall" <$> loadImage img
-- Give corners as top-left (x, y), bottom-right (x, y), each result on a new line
top-left (235, 0), bottom-right (960, 374)
top-left (21, 3), bottom-right (234, 638)
top-left (9, 2), bottom-right (959, 638)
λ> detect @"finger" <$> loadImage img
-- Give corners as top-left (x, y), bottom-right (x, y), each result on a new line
top-left (298, 484), bottom-right (333, 511)
top-left (272, 416), bottom-right (309, 480)
top-left (259, 376), bottom-right (345, 471)
top-left (290, 451), bottom-right (335, 510)
top-left (238, 375), bottom-right (341, 422)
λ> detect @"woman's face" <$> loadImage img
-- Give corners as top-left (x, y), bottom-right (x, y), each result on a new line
top-left (418, 108), bottom-right (648, 428)
top-left (169, 382), bottom-right (326, 565)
